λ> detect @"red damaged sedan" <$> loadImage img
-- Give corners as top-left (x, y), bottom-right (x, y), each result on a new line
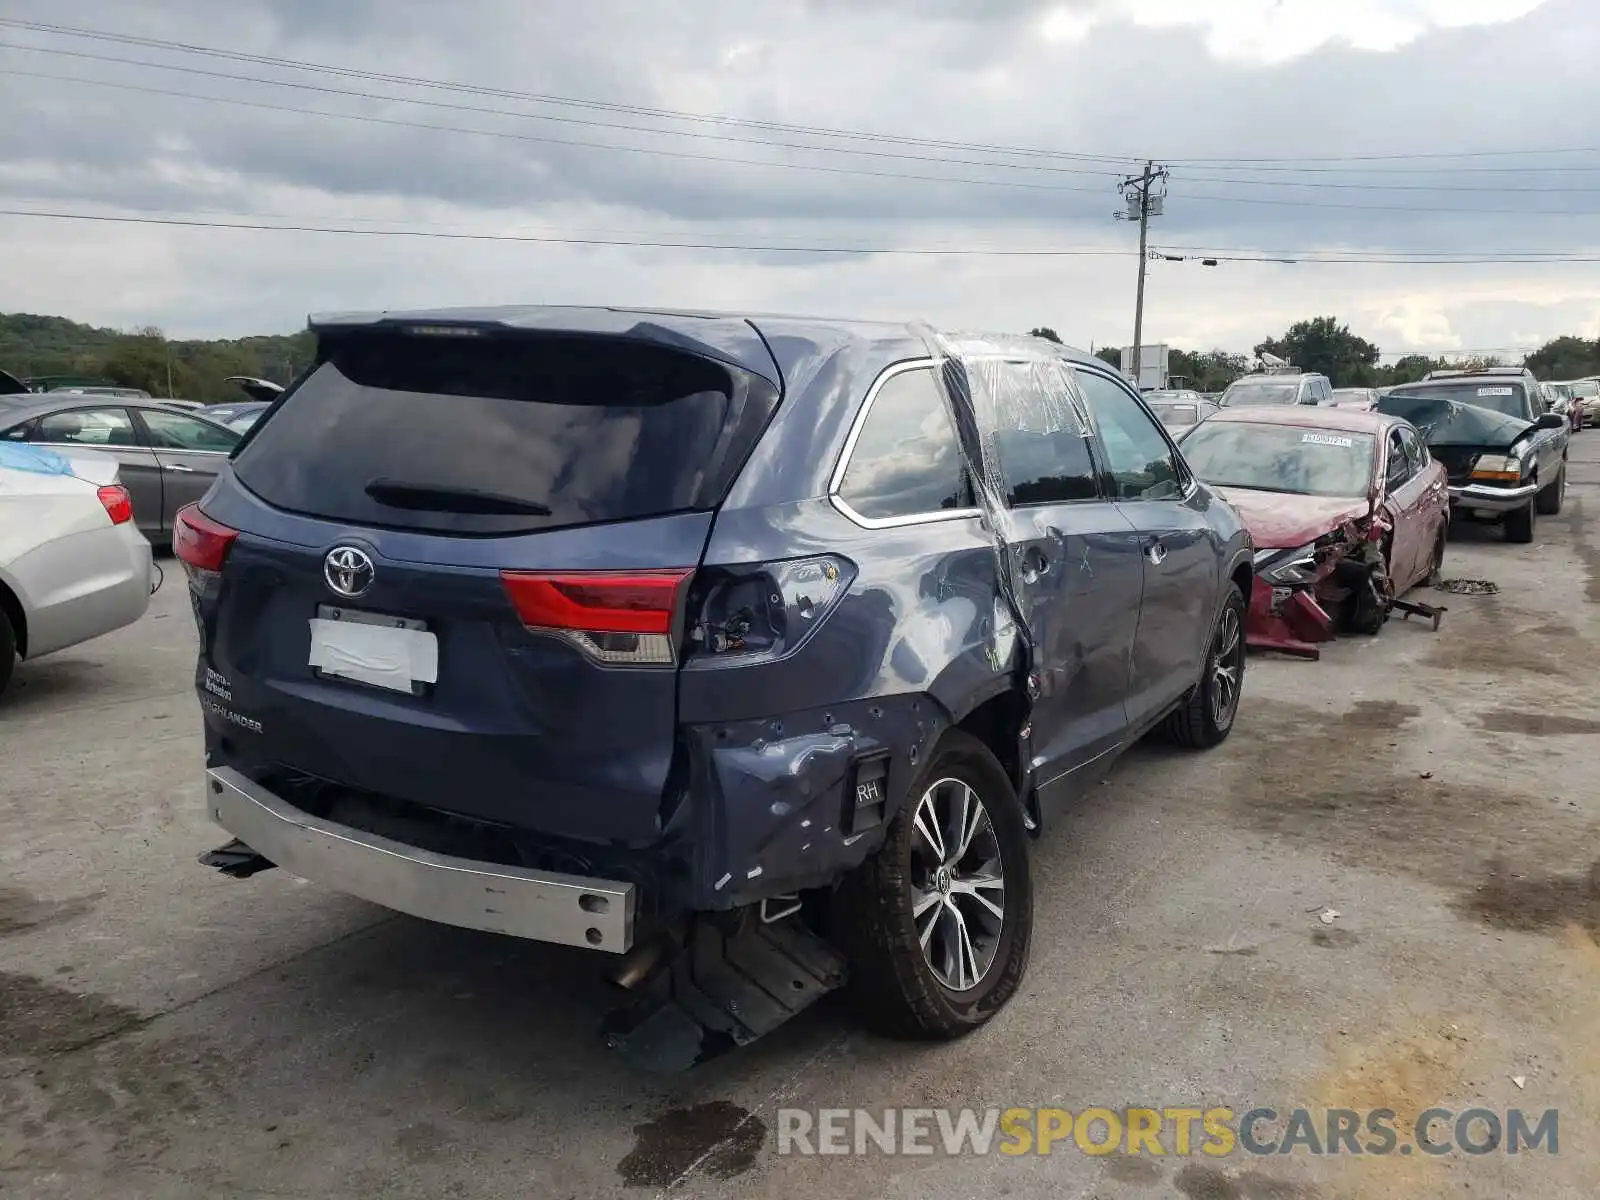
top-left (1177, 407), bottom-right (1449, 657)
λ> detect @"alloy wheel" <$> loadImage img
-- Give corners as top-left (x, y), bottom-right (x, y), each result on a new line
top-left (1210, 604), bottom-right (1244, 728)
top-left (908, 778), bottom-right (1006, 992)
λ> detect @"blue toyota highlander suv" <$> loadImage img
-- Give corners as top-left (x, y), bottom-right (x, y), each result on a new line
top-left (180, 307), bottom-right (1252, 1065)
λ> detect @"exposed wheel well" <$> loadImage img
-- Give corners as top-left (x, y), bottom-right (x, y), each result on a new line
top-left (955, 689), bottom-right (1031, 825)
top-left (1229, 561), bottom-right (1252, 605)
top-left (0, 580), bottom-right (25, 658)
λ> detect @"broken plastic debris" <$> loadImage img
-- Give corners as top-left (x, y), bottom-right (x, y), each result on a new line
top-left (1420, 771), bottom-right (1434, 780)
top-left (1512, 1075), bottom-right (1527, 1089)
top-left (1318, 908), bottom-right (1341, 925)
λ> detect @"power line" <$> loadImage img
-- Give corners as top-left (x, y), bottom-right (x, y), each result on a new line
top-left (12, 41), bottom-right (1587, 195)
top-left (1168, 147), bottom-right (1600, 165)
top-left (1179, 173), bottom-right (1594, 195)
top-left (0, 67), bottom-right (1120, 197)
top-left (16, 65), bottom-right (1600, 219)
top-left (0, 207), bottom-right (1134, 253)
top-left (9, 206), bottom-right (1600, 265)
top-left (0, 17), bottom-right (1139, 168)
top-left (0, 40), bottom-right (1128, 180)
top-left (14, 16), bottom-right (1600, 176)
top-left (1172, 186), bottom-right (1600, 216)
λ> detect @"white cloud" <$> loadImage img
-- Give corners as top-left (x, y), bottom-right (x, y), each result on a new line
top-left (0, 0), bottom-right (1593, 362)
top-left (1080, 0), bottom-right (1550, 62)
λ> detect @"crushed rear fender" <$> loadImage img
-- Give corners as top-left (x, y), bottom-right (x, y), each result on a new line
top-left (671, 695), bottom-right (950, 911)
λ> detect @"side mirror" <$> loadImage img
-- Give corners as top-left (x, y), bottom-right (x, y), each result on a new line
top-left (1534, 412), bottom-right (1567, 431)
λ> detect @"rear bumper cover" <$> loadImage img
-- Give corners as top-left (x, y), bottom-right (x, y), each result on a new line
top-left (1447, 482), bottom-right (1537, 512)
top-left (205, 766), bottom-right (636, 952)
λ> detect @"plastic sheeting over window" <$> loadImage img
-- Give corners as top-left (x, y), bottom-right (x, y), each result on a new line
top-left (0, 442), bottom-right (76, 477)
top-left (909, 324), bottom-right (1100, 699)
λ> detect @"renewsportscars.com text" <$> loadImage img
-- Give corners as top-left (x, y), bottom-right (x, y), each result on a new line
top-left (777, 1106), bottom-right (1558, 1158)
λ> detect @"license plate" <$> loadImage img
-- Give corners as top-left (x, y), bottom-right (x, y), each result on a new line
top-left (308, 605), bottom-right (438, 695)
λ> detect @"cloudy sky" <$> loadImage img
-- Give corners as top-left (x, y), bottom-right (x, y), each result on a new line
top-left (2, 0), bottom-right (1598, 358)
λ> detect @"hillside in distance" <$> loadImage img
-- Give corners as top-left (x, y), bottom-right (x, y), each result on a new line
top-left (0, 312), bottom-right (314, 403)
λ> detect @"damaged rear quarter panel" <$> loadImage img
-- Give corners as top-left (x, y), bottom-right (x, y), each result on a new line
top-left (678, 496), bottom-right (1014, 909)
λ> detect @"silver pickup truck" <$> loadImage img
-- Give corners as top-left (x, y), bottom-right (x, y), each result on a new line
top-left (1376, 368), bottom-right (1570, 543)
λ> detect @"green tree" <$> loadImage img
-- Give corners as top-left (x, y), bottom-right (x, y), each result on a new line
top-left (1524, 336), bottom-right (1600, 381)
top-left (1094, 345), bottom-right (1121, 368)
top-left (1170, 349), bottom-right (1249, 393)
top-left (1377, 354), bottom-right (1442, 386)
top-left (1254, 317), bottom-right (1381, 386)
top-left (1028, 326), bottom-right (1063, 344)
top-left (1, 312), bottom-right (312, 402)
top-left (102, 328), bottom-right (181, 395)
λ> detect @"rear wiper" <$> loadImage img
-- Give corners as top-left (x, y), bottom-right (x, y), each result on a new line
top-left (364, 478), bottom-right (552, 516)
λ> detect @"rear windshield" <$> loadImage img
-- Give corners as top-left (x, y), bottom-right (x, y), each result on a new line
top-left (1566, 380), bottom-right (1599, 398)
top-left (1222, 380), bottom-right (1302, 407)
top-left (1149, 402), bottom-right (1198, 426)
top-left (232, 333), bottom-right (779, 535)
top-left (1386, 380), bottom-right (1529, 420)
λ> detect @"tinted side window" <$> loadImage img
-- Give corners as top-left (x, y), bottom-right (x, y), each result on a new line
top-left (1399, 424), bottom-right (1426, 472)
top-left (1075, 373), bottom-right (1183, 500)
top-left (140, 409), bottom-right (239, 452)
top-left (33, 407), bottom-right (139, 447)
top-left (1386, 430), bottom-right (1411, 486)
top-left (837, 366), bottom-right (968, 521)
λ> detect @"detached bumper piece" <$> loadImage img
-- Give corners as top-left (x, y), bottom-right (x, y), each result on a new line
top-left (203, 767), bottom-right (636, 953)
top-left (602, 915), bottom-right (846, 1073)
top-left (1247, 579), bottom-right (1335, 660)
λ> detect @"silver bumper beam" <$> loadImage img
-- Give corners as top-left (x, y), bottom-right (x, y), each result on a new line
top-left (205, 767), bottom-right (635, 952)
top-left (1447, 482), bottom-right (1538, 512)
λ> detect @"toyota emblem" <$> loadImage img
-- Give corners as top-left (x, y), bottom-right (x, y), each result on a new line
top-left (323, 545), bottom-right (375, 598)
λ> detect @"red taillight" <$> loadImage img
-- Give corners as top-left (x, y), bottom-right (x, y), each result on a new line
top-left (97, 485), bottom-right (133, 526)
top-left (500, 570), bottom-right (692, 634)
top-left (172, 504), bottom-right (238, 573)
top-left (500, 569), bottom-right (693, 666)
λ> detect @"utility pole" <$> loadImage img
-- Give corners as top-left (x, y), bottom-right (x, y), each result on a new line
top-left (1116, 160), bottom-right (1169, 388)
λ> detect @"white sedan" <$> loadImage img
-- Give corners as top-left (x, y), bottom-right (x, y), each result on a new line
top-left (0, 443), bottom-right (156, 697)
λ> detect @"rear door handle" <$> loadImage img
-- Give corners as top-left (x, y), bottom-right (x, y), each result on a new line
top-left (1145, 539), bottom-right (1167, 566)
top-left (164, 463), bottom-right (197, 473)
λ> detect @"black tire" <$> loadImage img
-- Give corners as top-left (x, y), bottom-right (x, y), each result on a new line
top-left (1345, 551), bottom-right (1390, 635)
top-left (1163, 581), bottom-right (1246, 749)
top-left (0, 608), bottom-right (14, 700)
top-left (1535, 464), bottom-right (1566, 515)
top-left (837, 730), bottom-right (1032, 1040)
top-left (1505, 499), bottom-right (1535, 543)
top-left (1426, 530), bottom-right (1447, 587)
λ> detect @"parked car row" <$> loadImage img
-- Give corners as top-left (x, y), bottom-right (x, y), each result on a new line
top-left (0, 375), bottom-right (284, 542)
top-left (1163, 363), bottom-right (1569, 658)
